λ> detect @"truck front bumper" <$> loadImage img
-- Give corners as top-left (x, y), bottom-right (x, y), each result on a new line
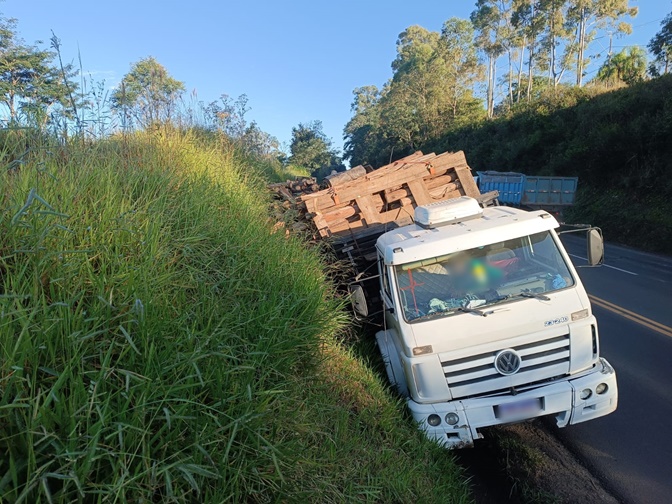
top-left (408, 358), bottom-right (617, 448)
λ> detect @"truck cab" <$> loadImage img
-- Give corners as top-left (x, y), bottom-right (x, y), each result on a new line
top-left (374, 197), bottom-right (618, 448)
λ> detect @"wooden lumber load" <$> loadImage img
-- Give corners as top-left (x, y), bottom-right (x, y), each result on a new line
top-left (324, 165), bottom-right (369, 187)
top-left (298, 150), bottom-right (481, 239)
top-left (268, 176), bottom-right (320, 203)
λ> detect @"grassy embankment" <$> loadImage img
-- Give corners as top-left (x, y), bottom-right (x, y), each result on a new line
top-left (433, 75), bottom-right (672, 254)
top-left (0, 130), bottom-right (471, 503)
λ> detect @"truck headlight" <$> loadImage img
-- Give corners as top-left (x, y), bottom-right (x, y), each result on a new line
top-left (596, 383), bottom-right (608, 395)
top-left (571, 309), bottom-right (589, 321)
top-left (580, 388), bottom-right (592, 400)
top-left (445, 412), bottom-right (459, 425)
top-left (427, 414), bottom-right (441, 426)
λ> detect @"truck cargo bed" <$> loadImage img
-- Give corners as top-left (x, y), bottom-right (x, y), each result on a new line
top-left (477, 171), bottom-right (578, 212)
top-left (299, 151), bottom-right (481, 239)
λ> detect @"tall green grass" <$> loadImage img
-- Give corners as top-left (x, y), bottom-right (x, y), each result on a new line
top-left (0, 129), bottom-right (470, 503)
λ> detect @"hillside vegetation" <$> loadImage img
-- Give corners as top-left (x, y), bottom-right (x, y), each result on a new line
top-left (335, 3), bottom-right (671, 254)
top-left (0, 130), bottom-right (470, 502)
top-left (430, 75), bottom-right (672, 253)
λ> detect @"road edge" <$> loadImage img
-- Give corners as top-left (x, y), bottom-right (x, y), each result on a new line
top-left (461, 419), bottom-right (621, 504)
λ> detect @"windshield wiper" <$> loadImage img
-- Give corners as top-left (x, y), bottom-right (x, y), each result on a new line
top-left (519, 291), bottom-right (550, 301)
top-left (498, 291), bottom-right (550, 302)
top-left (457, 306), bottom-right (489, 317)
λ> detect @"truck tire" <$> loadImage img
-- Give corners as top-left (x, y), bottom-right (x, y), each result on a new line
top-left (375, 330), bottom-right (409, 398)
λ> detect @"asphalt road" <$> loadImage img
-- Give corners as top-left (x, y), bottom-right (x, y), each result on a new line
top-left (558, 235), bottom-right (672, 504)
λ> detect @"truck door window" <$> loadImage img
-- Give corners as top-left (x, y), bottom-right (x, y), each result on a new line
top-left (395, 231), bottom-right (575, 322)
top-left (379, 258), bottom-right (392, 300)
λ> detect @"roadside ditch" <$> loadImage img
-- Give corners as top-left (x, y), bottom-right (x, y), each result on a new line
top-left (456, 419), bottom-right (619, 503)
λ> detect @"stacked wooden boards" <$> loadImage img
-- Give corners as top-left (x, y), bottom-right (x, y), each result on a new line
top-left (268, 177), bottom-right (320, 203)
top-left (298, 150), bottom-right (481, 239)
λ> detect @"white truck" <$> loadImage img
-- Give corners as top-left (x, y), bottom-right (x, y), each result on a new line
top-left (284, 150), bottom-right (617, 448)
top-left (362, 197), bottom-right (617, 448)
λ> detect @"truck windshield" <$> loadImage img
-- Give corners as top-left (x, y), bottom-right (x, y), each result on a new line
top-left (394, 231), bottom-right (575, 322)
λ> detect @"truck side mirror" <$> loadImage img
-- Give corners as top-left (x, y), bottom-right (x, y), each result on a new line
top-left (349, 284), bottom-right (369, 317)
top-left (587, 228), bottom-right (604, 266)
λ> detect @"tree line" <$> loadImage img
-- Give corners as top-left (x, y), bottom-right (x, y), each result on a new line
top-left (3, 3), bottom-right (672, 181)
top-left (0, 13), bottom-right (281, 161)
top-left (341, 1), bottom-right (672, 169)
top-left (0, 10), bottom-right (331, 178)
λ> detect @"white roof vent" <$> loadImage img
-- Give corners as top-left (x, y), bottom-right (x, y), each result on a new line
top-left (414, 196), bottom-right (483, 228)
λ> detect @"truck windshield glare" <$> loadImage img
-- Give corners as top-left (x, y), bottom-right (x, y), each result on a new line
top-left (395, 231), bottom-right (575, 322)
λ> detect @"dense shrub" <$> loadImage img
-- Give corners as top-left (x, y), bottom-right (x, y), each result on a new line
top-left (431, 76), bottom-right (672, 253)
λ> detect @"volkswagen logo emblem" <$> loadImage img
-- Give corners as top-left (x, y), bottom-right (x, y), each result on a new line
top-left (494, 349), bottom-right (522, 375)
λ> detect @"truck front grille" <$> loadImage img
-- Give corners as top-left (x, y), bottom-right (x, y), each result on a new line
top-left (441, 334), bottom-right (570, 399)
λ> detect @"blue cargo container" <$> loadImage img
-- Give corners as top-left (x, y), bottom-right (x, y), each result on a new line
top-left (477, 171), bottom-right (578, 212)
top-left (476, 171), bottom-right (525, 205)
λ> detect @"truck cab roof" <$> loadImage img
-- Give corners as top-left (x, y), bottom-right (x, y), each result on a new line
top-left (376, 205), bottom-right (560, 266)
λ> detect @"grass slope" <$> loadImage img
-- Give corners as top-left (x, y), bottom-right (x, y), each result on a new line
top-left (0, 130), bottom-right (470, 503)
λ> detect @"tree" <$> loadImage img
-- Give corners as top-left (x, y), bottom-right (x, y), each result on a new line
top-left (385, 21), bottom-right (482, 148)
top-left (111, 57), bottom-right (185, 128)
top-left (344, 26), bottom-right (443, 162)
top-left (240, 121), bottom-right (280, 159)
top-left (288, 121), bottom-right (343, 180)
top-left (343, 85), bottom-right (383, 166)
top-left (0, 16), bottom-right (77, 127)
top-left (566, 0), bottom-right (637, 87)
top-left (512, 0), bottom-right (548, 101)
top-left (595, 46), bottom-right (646, 87)
top-left (385, 26), bottom-right (443, 149)
top-left (509, 74), bottom-right (552, 103)
top-left (648, 12), bottom-right (672, 75)
top-left (343, 20), bottom-right (484, 166)
top-left (538, 0), bottom-right (572, 88)
top-left (472, 1), bottom-right (507, 117)
top-left (439, 18), bottom-right (484, 121)
top-left (204, 93), bottom-right (251, 138)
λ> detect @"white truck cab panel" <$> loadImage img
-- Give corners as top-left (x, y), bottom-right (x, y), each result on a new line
top-left (374, 199), bottom-right (617, 448)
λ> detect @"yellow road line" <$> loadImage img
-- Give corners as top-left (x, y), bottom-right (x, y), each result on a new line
top-left (590, 295), bottom-right (671, 332)
top-left (589, 295), bottom-right (672, 338)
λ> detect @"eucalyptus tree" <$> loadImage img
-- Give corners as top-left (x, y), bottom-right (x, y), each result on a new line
top-left (567, 0), bottom-right (638, 87)
top-left (538, 0), bottom-right (571, 88)
top-left (204, 93), bottom-right (251, 138)
top-left (471, 1), bottom-right (507, 117)
top-left (512, 0), bottom-right (547, 101)
top-left (439, 17), bottom-right (484, 119)
top-left (477, 1), bottom-right (523, 108)
top-left (382, 20), bottom-right (483, 151)
top-left (240, 121), bottom-right (280, 159)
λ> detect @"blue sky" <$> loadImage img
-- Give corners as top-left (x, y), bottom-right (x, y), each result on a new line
top-left (5, 1), bottom-right (669, 153)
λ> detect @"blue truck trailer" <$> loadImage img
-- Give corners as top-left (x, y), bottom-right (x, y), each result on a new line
top-left (476, 171), bottom-right (578, 213)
